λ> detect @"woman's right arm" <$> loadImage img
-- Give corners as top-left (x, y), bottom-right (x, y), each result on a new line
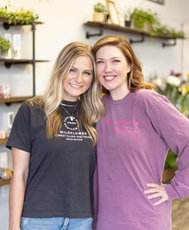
top-left (9, 147), bottom-right (30, 230)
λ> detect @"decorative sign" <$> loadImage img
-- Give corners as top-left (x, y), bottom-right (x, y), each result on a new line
top-left (106, 0), bottom-right (120, 25)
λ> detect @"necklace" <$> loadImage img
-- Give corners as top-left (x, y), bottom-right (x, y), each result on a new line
top-left (61, 100), bottom-right (79, 121)
top-left (60, 102), bottom-right (77, 107)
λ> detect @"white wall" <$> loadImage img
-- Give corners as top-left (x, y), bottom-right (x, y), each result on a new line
top-left (0, 0), bottom-right (189, 229)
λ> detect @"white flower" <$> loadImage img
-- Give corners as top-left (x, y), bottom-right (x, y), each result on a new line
top-left (167, 76), bottom-right (181, 87)
top-left (152, 78), bottom-right (162, 87)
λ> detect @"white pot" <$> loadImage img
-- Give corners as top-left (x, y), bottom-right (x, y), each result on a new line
top-left (93, 12), bottom-right (104, 22)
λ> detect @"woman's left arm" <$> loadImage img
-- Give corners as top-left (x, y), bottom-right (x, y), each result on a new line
top-left (140, 92), bottom-right (189, 205)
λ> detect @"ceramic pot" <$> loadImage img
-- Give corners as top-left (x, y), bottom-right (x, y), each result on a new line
top-left (93, 12), bottom-right (104, 22)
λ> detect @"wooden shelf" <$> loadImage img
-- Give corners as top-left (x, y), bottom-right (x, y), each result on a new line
top-left (0, 138), bottom-right (8, 144)
top-left (0, 96), bottom-right (32, 104)
top-left (0, 16), bottom-right (43, 25)
top-left (0, 58), bottom-right (49, 63)
top-left (0, 58), bottom-right (49, 68)
top-left (0, 16), bottom-right (47, 101)
top-left (84, 21), bottom-right (175, 40)
top-left (0, 179), bottom-right (11, 187)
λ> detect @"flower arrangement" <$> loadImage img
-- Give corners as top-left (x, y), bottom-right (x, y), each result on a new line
top-left (178, 74), bottom-right (189, 116)
top-left (151, 71), bottom-right (189, 117)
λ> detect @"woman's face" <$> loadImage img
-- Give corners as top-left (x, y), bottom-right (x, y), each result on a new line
top-left (62, 55), bottom-right (93, 101)
top-left (96, 45), bottom-right (131, 99)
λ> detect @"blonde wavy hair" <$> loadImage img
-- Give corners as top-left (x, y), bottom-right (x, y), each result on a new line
top-left (30, 42), bottom-right (105, 145)
top-left (92, 36), bottom-right (157, 93)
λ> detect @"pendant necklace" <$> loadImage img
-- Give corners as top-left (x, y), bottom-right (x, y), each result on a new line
top-left (61, 100), bottom-right (79, 121)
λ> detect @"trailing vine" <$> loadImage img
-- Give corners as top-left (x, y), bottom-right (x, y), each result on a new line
top-left (129, 8), bottom-right (185, 39)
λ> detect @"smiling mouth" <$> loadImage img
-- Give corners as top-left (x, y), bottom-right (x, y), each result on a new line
top-left (104, 76), bottom-right (116, 81)
top-left (70, 83), bottom-right (82, 88)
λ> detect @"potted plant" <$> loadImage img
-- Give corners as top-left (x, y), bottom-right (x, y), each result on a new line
top-left (0, 4), bottom-right (39, 25)
top-left (131, 8), bottom-right (160, 32)
top-left (122, 7), bottom-right (134, 27)
top-left (93, 3), bottom-right (106, 23)
top-left (0, 36), bottom-right (11, 58)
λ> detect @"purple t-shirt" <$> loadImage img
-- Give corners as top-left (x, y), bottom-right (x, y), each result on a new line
top-left (94, 89), bottom-right (189, 230)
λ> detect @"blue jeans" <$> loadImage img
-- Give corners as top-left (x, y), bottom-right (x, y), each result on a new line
top-left (20, 217), bottom-right (93, 230)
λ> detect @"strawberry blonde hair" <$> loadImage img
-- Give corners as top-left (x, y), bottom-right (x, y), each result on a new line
top-left (92, 36), bottom-right (156, 93)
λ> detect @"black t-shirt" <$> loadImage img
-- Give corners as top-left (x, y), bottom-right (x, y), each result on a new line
top-left (6, 100), bottom-right (96, 218)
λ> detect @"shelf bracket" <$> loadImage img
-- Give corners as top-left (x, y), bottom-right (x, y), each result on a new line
top-left (3, 22), bottom-right (33, 30)
top-left (162, 38), bottom-right (176, 47)
top-left (86, 25), bottom-right (103, 39)
top-left (4, 62), bottom-right (32, 69)
top-left (5, 102), bottom-right (11, 106)
top-left (3, 22), bottom-right (10, 30)
top-left (130, 33), bottom-right (145, 44)
top-left (4, 63), bottom-right (11, 68)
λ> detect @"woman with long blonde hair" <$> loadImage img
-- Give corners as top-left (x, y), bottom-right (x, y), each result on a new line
top-left (92, 35), bottom-right (189, 230)
top-left (7, 42), bottom-right (104, 230)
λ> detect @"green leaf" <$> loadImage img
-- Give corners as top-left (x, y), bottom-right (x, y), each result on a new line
top-left (0, 5), bottom-right (39, 25)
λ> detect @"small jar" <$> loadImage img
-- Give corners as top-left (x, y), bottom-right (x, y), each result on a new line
top-left (1, 168), bottom-right (11, 180)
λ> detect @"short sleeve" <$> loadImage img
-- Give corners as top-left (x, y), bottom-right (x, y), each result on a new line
top-left (6, 102), bottom-right (31, 153)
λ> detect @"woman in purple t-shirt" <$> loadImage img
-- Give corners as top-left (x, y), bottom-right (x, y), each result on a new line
top-left (92, 35), bottom-right (189, 230)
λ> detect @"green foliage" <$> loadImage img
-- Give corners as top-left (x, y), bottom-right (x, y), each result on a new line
top-left (94, 3), bottom-right (105, 13)
top-left (131, 8), bottom-right (160, 31)
top-left (0, 4), bottom-right (39, 25)
top-left (159, 83), bottom-right (180, 106)
top-left (164, 149), bottom-right (178, 170)
top-left (0, 36), bottom-right (11, 51)
top-left (130, 8), bottom-right (185, 39)
top-left (154, 25), bottom-right (185, 39)
top-left (158, 77), bottom-right (189, 116)
top-left (121, 8), bottom-right (134, 21)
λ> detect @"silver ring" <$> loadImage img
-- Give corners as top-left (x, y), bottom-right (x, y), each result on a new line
top-left (159, 190), bottom-right (162, 198)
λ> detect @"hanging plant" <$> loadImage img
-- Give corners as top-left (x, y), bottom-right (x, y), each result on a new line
top-left (0, 4), bottom-right (39, 25)
top-left (0, 36), bottom-right (11, 51)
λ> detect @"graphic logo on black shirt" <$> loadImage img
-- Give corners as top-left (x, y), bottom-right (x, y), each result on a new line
top-left (58, 115), bottom-right (91, 141)
top-left (64, 116), bottom-right (78, 130)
